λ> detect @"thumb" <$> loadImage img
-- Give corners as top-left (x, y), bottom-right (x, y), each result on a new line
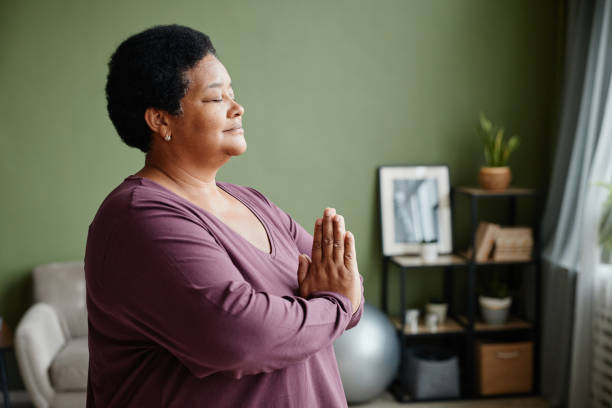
top-left (297, 254), bottom-right (309, 286)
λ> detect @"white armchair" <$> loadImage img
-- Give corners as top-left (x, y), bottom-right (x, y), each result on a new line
top-left (15, 262), bottom-right (88, 408)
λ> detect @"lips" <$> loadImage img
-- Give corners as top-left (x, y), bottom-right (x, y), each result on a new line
top-left (224, 124), bottom-right (243, 132)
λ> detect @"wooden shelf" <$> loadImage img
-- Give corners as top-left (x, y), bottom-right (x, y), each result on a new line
top-left (390, 316), bottom-right (465, 336)
top-left (458, 315), bottom-right (532, 332)
top-left (391, 254), bottom-right (466, 268)
top-left (456, 250), bottom-right (534, 265)
top-left (477, 259), bottom-right (534, 266)
top-left (455, 186), bottom-right (537, 197)
top-left (382, 184), bottom-right (542, 402)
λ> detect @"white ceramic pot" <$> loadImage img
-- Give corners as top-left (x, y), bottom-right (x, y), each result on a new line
top-left (426, 302), bottom-right (448, 324)
top-left (478, 296), bottom-right (512, 325)
top-left (405, 309), bottom-right (420, 334)
top-left (420, 243), bottom-right (438, 262)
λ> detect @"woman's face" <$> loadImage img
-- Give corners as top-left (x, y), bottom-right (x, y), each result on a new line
top-left (167, 54), bottom-right (246, 167)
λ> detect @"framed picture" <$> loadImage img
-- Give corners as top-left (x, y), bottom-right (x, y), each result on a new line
top-left (378, 165), bottom-right (453, 256)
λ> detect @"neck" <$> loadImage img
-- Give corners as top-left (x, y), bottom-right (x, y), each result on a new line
top-left (137, 149), bottom-right (223, 199)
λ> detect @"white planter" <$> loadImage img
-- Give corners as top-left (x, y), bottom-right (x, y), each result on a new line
top-left (478, 296), bottom-right (512, 325)
top-left (420, 243), bottom-right (438, 262)
top-left (426, 302), bottom-right (448, 324)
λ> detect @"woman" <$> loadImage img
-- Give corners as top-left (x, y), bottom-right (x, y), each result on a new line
top-left (85, 24), bottom-right (364, 407)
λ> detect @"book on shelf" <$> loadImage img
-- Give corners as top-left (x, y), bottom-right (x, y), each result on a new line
top-left (492, 249), bottom-right (532, 262)
top-left (495, 227), bottom-right (533, 250)
top-left (468, 223), bottom-right (533, 262)
top-left (474, 222), bottom-right (500, 262)
top-left (494, 226), bottom-right (533, 261)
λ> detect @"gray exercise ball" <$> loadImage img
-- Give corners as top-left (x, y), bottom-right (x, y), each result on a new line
top-left (333, 303), bottom-right (401, 404)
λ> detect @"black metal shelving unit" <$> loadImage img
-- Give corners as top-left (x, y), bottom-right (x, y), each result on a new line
top-left (382, 186), bottom-right (542, 403)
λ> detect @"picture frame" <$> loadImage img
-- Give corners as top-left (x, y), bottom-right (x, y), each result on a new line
top-left (378, 165), bottom-right (453, 256)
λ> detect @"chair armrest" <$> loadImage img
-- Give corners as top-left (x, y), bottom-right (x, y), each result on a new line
top-left (15, 302), bottom-right (68, 408)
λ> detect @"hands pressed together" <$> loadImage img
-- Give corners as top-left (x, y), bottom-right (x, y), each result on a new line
top-left (297, 208), bottom-right (362, 314)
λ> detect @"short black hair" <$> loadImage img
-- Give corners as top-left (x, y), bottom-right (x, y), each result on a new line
top-left (106, 24), bottom-right (216, 153)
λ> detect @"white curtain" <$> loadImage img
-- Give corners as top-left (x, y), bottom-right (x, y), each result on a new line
top-left (572, 32), bottom-right (612, 405)
top-left (541, 0), bottom-right (612, 407)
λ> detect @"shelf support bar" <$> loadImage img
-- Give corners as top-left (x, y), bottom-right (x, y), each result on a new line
top-left (382, 257), bottom-right (389, 314)
top-left (399, 266), bottom-right (407, 391)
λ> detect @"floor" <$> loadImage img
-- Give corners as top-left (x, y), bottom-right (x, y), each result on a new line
top-left (3, 390), bottom-right (549, 407)
top-left (349, 392), bottom-right (549, 407)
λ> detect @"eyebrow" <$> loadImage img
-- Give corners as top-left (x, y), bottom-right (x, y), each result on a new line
top-left (207, 82), bottom-right (232, 88)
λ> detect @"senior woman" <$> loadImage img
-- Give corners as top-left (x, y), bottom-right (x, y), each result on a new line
top-left (85, 24), bottom-right (364, 407)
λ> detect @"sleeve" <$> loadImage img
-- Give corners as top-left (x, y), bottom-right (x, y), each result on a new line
top-left (102, 195), bottom-right (356, 380)
top-left (246, 186), bottom-right (365, 330)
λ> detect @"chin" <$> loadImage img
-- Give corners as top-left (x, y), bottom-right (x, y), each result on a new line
top-left (227, 138), bottom-right (247, 156)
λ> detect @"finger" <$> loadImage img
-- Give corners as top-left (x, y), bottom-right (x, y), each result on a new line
top-left (344, 231), bottom-right (356, 269)
top-left (322, 208), bottom-right (336, 260)
top-left (312, 218), bottom-right (323, 262)
top-left (333, 215), bottom-right (345, 264)
top-left (297, 254), bottom-right (309, 286)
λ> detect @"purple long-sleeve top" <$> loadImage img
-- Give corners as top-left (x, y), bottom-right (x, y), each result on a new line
top-left (84, 175), bottom-right (365, 407)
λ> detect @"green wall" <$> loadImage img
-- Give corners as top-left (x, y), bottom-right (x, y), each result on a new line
top-left (0, 0), bottom-right (561, 390)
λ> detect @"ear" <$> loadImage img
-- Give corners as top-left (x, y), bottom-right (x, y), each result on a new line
top-left (144, 107), bottom-right (171, 137)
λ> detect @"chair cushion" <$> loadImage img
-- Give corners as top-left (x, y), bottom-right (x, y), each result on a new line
top-left (52, 392), bottom-right (87, 408)
top-left (49, 337), bottom-right (89, 391)
top-left (34, 261), bottom-right (88, 338)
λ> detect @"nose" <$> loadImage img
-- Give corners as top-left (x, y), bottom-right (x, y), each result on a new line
top-left (229, 99), bottom-right (244, 118)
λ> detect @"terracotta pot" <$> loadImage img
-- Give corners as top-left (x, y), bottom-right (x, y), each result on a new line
top-left (479, 166), bottom-right (511, 191)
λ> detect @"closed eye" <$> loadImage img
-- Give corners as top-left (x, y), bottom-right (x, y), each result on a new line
top-left (203, 93), bottom-right (236, 103)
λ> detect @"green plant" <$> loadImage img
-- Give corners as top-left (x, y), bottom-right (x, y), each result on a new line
top-left (478, 270), bottom-right (511, 298)
top-left (420, 238), bottom-right (438, 244)
top-left (596, 182), bottom-right (612, 264)
top-left (477, 112), bottom-right (520, 167)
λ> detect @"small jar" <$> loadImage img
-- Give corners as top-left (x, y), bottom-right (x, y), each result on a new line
top-left (405, 309), bottom-right (420, 334)
top-left (421, 242), bottom-right (438, 262)
top-left (425, 312), bottom-right (439, 332)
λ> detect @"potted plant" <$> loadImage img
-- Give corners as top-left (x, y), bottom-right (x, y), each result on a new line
top-left (477, 112), bottom-right (520, 191)
top-left (420, 238), bottom-right (438, 262)
top-left (478, 270), bottom-right (512, 325)
top-left (597, 182), bottom-right (612, 264)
